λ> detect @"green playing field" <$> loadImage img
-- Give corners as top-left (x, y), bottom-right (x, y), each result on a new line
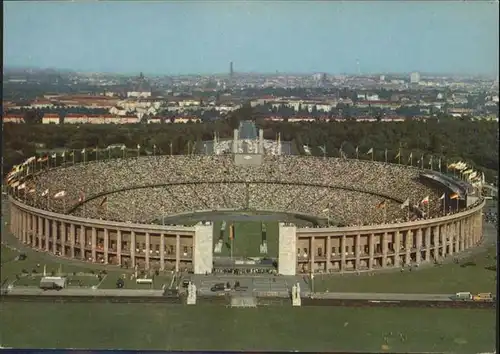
top-left (213, 220), bottom-right (279, 258)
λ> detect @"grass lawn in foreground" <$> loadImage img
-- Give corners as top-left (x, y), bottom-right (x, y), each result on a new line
top-left (0, 302), bottom-right (495, 353)
top-left (313, 246), bottom-right (497, 294)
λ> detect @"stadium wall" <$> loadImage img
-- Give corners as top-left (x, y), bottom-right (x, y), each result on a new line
top-left (8, 195), bottom-right (484, 275)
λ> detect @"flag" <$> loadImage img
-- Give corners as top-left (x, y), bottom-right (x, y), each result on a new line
top-left (408, 152), bottom-right (413, 162)
top-left (54, 190), bottom-right (67, 199)
top-left (121, 145), bottom-right (126, 150)
top-left (376, 200), bottom-right (386, 209)
top-left (81, 148), bottom-right (86, 154)
top-left (61, 151), bottom-right (65, 157)
top-left (355, 146), bottom-right (359, 154)
top-left (318, 145), bottom-right (326, 154)
top-left (41, 189), bottom-right (49, 197)
top-left (229, 224), bottom-right (234, 240)
top-left (439, 193), bottom-right (445, 200)
top-left (395, 151), bottom-right (401, 159)
top-left (400, 198), bottom-right (410, 209)
top-left (428, 156), bottom-right (433, 167)
top-left (438, 158), bottom-right (442, 171)
top-left (137, 144), bottom-right (141, 149)
top-left (450, 193), bottom-right (459, 200)
top-left (481, 172), bottom-right (485, 184)
top-left (420, 196), bottom-right (430, 204)
top-left (366, 148), bottom-right (373, 155)
top-left (51, 153), bottom-right (57, 159)
top-left (99, 196), bottom-right (108, 207)
top-left (78, 191), bottom-right (85, 203)
top-left (303, 145), bottom-right (311, 155)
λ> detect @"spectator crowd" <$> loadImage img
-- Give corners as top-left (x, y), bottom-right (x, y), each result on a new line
top-left (16, 155), bottom-right (453, 226)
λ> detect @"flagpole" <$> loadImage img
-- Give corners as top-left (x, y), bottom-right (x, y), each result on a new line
top-left (443, 196), bottom-right (446, 216)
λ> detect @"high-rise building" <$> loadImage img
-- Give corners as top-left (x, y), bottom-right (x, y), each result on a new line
top-left (230, 62), bottom-right (234, 78)
top-left (410, 72), bottom-right (420, 84)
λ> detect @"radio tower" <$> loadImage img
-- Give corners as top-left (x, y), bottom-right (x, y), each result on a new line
top-left (229, 62), bottom-right (234, 81)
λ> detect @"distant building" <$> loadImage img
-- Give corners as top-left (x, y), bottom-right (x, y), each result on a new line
top-left (410, 72), bottom-right (420, 84)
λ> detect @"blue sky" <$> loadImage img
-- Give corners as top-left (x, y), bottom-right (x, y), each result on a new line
top-left (3, 1), bottom-right (499, 76)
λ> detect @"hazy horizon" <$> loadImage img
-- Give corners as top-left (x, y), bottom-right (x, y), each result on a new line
top-left (4, 1), bottom-right (499, 76)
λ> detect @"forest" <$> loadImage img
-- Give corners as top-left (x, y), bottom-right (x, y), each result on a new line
top-left (3, 111), bottom-right (498, 182)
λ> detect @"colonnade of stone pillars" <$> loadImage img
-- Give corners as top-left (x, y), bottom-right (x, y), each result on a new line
top-left (8, 205), bottom-right (189, 272)
top-left (306, 213), bottom-right (483, 273)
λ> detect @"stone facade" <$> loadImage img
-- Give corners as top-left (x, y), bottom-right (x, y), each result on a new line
top-left (8, 197), bottom-right (484, 275)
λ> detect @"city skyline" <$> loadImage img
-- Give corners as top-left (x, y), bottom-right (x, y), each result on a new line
top-left (4, 1), bottom-right (499, 76)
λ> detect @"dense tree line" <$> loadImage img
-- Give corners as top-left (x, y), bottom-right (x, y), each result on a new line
top-left (3, 111), bottom-right (498, 182)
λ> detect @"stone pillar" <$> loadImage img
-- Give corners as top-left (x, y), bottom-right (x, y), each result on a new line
top-left (145, 232), bottom-right (150, 270)
top-left (310, 236), bottom-right (315, 273)
top-left (259, 129), bottom-right (264, 154)
top-left (38, 216), bottom-right (43, 249)
top-left (160, 233), bottom-right (165, 271)
top-left (440, 225), bottom-right (446, 257)
top-left (278, 223), bottom-right (297, 276)
top-left (193, 225), bottom-right (214, 275)
top-left (368, 233), bottom-right (374, 269)
top-left (91, 227), bottom-right (97, 262)
top-left (233, 129), bottom-right (239, 154)
top-left (9, 206), bottom-right (15, 234)
top-left (175, 234), bottom-right (181, 273)
top-left (382, 232), bottom-right (388, 268)
top-left (459, 221), bottom-right (465, 251)
top-left (45, 218), bottom-right (50, 252)
top-left (130, 231), bottom-right (136, 268)
top-left (394, 231), bottom-right (401, 267)
top-left (104, 228), bottom-right (109, 265)
top-left (70, 223), bottom-right (76, 258)
top-left (340, 235), bottom-right (346, 271)
top-left (433, 226), bottom-right (439, 258)
top-left (454, 222), bottom-right (460, 253)
top-left (448, 224), bottom-right (454, 256)
top-left (52, 220), bottom-right (57, 254)
top-left (326, 236), bottom-right (331, 272)
top-left (117, 230), bottom-right (122, 266)
top-left (80, 226), bottom-right (86, 260)
top-left (21, 212), bottom-right (27, 243)
top-left (404, 230), bottom-right (411, 265)
top-left (355, 234), bottom-right (361, 270)
top-left (416, 229), bottom-right (422, 264)
top-left (30, 215), bottom-right (36, 247)
top-left (465, 219), bottom-right (470, 248)
top-left (424, 227), bottom-right (431, 261)
top-left (60, 222), bottom-right (66, 257)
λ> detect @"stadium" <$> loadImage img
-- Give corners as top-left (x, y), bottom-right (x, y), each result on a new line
top-left (6, 121), bottom-right (485, 277)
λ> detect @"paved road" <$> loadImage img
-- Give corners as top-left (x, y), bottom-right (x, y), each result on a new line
top-left (5, 287), bottom-right (164, 297)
